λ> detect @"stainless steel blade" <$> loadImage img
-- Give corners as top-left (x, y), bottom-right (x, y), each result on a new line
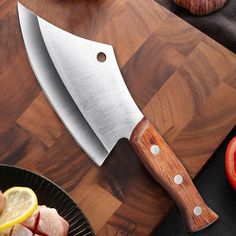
top-left (37, 15), bottom-right (143, 150)
top-left (18, 3), bottom-right (143, 164)
top-left (18, 3), bottom-right (109, 165)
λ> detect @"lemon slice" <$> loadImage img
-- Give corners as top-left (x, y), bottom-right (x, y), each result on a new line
top-left (0, 187), bottom-right (38, 232)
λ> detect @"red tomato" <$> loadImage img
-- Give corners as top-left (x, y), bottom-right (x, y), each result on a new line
top-left (225, 136), bottom-right (236, 190)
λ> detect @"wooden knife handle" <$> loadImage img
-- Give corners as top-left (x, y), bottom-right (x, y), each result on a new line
top-left (130, 118), bottom-right (218, 232)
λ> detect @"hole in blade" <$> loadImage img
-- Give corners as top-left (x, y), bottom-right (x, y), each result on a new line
top-left (97, 52), bottom-right (106, 62)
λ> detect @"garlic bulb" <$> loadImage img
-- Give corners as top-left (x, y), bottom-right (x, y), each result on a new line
top-left (173, 0), bottom-right (227, 16)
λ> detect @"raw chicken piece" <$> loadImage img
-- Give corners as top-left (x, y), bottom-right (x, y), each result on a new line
top-left (0, 225), bottom-right (33, 236)
top-left (0, 224), bottom-right (33, 236)
top-left (0, 224), bottom-right (42, 236)
top-left (0, 191), bottom-right (4, 214)
top-left (10, 225), bottom-right (33, 236)
top-left (23, 206), bottom-right (69, 236)
top-left (37, 206), bottom-right (69, 236)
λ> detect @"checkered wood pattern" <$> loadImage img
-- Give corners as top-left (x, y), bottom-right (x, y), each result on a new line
top-left (0, 0), bottom-right (236, 235)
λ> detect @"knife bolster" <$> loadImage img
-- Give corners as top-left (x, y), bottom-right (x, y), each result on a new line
top-left (130, 118), bottom-right (218, 232)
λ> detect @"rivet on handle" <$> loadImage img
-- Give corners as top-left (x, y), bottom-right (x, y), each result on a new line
top-left (194, 206), bottom-right (202, 216)
top-left (151, 145), bottom-right (160, 155)
top-left (174, 175), bottom-right (183, 185)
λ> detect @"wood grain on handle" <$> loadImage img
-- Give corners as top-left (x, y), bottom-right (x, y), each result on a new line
top-left (130, 118), bottom-right (218, 232)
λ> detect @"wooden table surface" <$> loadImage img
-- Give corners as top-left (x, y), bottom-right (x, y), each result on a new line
top-left (1, 0), bottom-right (236, 235)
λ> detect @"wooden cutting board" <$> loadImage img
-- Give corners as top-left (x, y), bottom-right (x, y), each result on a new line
top-left (1, 0), bottom-right (236, 235)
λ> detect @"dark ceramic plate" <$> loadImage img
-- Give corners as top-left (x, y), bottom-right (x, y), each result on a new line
top-left (0, 165), bottom-right (94, 236)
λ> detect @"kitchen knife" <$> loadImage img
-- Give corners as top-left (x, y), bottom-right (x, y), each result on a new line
top-left (18, 3), bottom-right (218, 232)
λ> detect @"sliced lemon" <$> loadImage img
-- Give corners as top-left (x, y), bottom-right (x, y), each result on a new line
top-left (0, 187), bottom-right (38, 232)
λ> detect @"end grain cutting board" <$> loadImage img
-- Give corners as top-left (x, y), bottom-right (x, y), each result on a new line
top-left (0, 0), bottom-right (236, 235)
